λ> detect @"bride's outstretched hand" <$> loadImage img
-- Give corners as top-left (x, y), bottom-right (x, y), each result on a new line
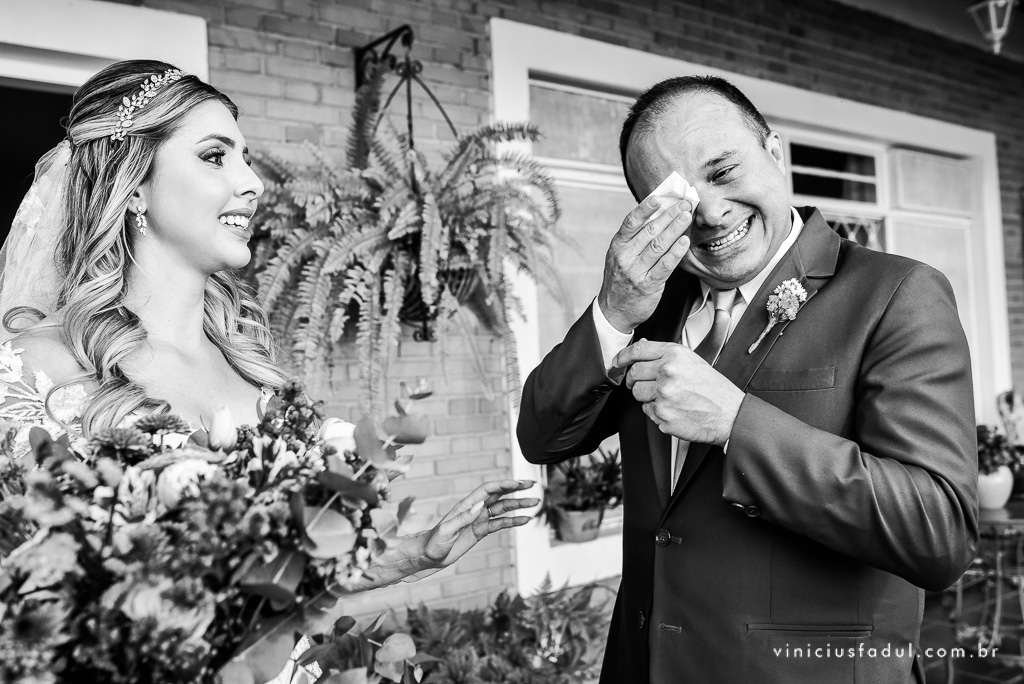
top-left (340, 479), bottom-right (538, 590)
top-left (422, 479), bottom-right (538, 568)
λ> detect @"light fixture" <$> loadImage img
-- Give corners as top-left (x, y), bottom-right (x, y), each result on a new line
top-left (968, 0), bottom-right (1018, 54)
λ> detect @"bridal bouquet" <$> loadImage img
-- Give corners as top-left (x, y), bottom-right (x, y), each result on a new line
top-left (0, 380), bottom-right (432, 684)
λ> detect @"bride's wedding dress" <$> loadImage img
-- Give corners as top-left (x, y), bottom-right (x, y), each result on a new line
top-left (0, 340), bottom-right (276, 458)
top-left (0, 342), bottom-right (89, 458)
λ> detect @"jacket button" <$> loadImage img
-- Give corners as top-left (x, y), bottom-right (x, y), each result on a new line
top-left (745, 505), bottom-right (761, 518)
top-left (655, 528), bottom-right (671, 546)
top-left (638, 610), bottom-right (647, 630)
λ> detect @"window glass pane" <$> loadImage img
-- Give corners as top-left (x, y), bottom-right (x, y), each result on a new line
top-left (535, 185), bottom-right (635, 357)
top-left (529, 84), bottom-right (631, 165)
top-left (793, 173), bottom-right (877, 203)
top-left (791, 143), bottom-right (876, 176)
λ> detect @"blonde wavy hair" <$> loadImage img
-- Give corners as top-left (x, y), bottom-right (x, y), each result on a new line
top-left (48, 59), bottom-right (288, 433)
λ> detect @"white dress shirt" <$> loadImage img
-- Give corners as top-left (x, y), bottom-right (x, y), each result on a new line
top-left (592, 208), bottom-right (805, 488)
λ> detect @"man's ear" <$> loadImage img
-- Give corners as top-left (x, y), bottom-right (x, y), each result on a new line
top-left (766, 131), bottom-right (786, 175)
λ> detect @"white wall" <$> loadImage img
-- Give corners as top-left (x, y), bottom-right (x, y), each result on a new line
top-left (0, 0), bottom-right (207, 89)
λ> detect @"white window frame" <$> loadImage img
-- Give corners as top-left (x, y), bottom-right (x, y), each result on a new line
top-left (778, 126), bottom-right (889, 218)
top-left (491, 18), bottom-right (1010, 595)
top-left (0, 0), bottom-right (208, 90)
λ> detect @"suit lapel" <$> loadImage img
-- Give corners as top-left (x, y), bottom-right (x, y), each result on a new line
top-left (640, 269), bottom-right (701, 508)
top-left (662, 208), bottom-right (841, 518)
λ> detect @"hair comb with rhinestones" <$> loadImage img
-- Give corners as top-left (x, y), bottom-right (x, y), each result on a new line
top-left (110, 69), bottom-right (187, 142)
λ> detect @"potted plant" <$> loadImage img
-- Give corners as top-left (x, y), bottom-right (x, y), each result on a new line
top-left (405, 574), bottom-right (613, 683)
top-left (249, 66), bottom-right (573, 413)
top-left (538, 447), bottom-right (623, 543)
top-left (978, 424), bottom-right (1019, 509)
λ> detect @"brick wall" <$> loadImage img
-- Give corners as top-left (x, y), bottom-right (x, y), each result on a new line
top-left (305, 320), bottom-right (518, 617)
top-left (118, 0), bottom-right (1024, 617)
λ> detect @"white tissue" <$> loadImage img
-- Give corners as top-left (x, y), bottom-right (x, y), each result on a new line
top-left (644, 171), bottom-right (700, 225)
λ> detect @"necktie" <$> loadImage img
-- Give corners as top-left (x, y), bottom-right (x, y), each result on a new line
top-left (672, 288), bottom-right (738, 490)
top-left (693, 288), bottom-right (737, 366)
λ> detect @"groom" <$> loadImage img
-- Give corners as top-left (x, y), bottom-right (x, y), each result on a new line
top-left (517, 76), bottom-right (978, 683)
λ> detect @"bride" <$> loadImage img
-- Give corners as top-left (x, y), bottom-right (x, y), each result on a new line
top-left (0, 59), bottom-right (534, 610)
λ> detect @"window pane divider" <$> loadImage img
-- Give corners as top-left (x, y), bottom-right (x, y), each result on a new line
top-left (790, 165), bottom-right (877, 184)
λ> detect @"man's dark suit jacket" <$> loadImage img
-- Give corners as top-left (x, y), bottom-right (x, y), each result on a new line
top-left (518, 208), bottom-right (979, 683)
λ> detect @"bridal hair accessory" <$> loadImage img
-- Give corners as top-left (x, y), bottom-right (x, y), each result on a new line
top-left (748, 278), bottom-right (809, 354)
top-left (133, 206), bottom-right (148, 236)
top-left (110, 69), bottom-right (186, 142)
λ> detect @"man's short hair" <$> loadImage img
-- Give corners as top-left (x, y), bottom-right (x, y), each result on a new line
top-left (619, 76), bottom-right (771, 200)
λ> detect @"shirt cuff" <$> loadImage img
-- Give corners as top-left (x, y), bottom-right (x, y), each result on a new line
top-left (591, 299), bottom-right (634, 379)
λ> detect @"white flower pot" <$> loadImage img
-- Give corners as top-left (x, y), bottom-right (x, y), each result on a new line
top-left (556, 509), bottom-right (603, 543)
top-left (979, 465), bottom-right (1014, 510)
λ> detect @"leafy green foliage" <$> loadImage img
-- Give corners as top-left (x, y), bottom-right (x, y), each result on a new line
top-left (977, 424), bottom-right (1023, 476)
top-left (248, 65), bottom-right (572, 415)
top-left (405, 576), bottom-right (612, 684)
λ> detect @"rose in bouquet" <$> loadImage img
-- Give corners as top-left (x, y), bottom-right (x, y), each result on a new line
top-left (0, 380), bottom-right (434, 684)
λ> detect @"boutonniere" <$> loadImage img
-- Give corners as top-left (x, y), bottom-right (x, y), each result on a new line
top-left (748, 278), bottom-right (809, 354)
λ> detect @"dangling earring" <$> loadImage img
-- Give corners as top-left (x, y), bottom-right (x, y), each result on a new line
top-left (134, 206), bottom-right (148, 236)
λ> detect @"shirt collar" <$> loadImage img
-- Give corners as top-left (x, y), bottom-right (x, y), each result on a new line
top-left (690, 207), bottom-right (805, 317)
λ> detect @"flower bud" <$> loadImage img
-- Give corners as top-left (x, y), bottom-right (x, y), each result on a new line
top-left (317, 417), bottom-right (357, 455)
top-left (118, 577), bottom-right (215, 642)
top-left (207, 405), bottom-right (238, 452)
top-left (156, 459), bottom-right (217, 510)
top-left (117, 466), bottom-right (157, 518)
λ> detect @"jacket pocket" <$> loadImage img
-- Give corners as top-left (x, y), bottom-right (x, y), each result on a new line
top-left (747, 366), bottom-right (836, 392)
top-left (746, 623), bottom-right (872, 638)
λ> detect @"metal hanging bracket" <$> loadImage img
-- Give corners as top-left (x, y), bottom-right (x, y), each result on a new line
top-left (354, 25), bottom-right (415, 90)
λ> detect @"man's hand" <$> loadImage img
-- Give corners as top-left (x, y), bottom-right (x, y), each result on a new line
top-left (597, 197), bottom-right (694, 333)
top-left (613, 339), bottom-right (745, 445)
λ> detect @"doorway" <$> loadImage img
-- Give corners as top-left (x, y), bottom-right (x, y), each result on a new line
top-left (0, 83), bottom-right (73, 246)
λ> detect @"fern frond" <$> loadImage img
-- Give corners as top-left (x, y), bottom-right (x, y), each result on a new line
top-left (384, 197), bottom-right (421, 241)
top-left (346, 63), bottom-right (386, 170)
top-left (444, 122), bottom-right (539, 167)
top-left (355, 268), bottom-right (384, 415)
top-left (512, 241), bottom-right (574, 323)
top-left (431, 288), bottom-right (461, 388)
top-left (252, 150), bottom-right (300, 184)
top-left (257, 227), bottom-right (319, 310)
top-left (285, 176), bottom-right (335, 227)
top-left (377, 265), bottom-right (405, 389)
top-left (295, 257), bottom-right (335, 372)
top-left (304, 142), bottom-right (344, 186)
top-left (470, 150), bottom-right (561, 220)
top-left (370, 117), bottom-right (411, 184)
top-left (418, 192), bottom-right (444, 308)
top-left (321, 226), bottom-right (393, 275)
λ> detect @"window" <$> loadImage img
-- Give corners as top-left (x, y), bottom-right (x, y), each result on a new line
top-left (779, 129), bottom-right (887, 251)
top-left (790, 143), bottom-right (878, 203)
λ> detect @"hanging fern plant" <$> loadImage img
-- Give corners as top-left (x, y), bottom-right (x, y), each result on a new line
top-left (249, 66), bottom-right (573, 415)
